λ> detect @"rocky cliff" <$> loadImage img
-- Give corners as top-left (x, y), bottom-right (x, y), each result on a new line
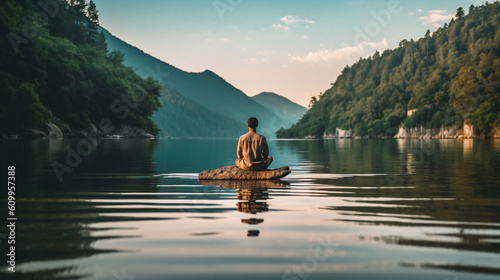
top-left (393, 126), bottom-right (461, 139)
top-left (321, 122), bottom-right (500, 139)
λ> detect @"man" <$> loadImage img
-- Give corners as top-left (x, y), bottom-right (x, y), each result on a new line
top-left (236, 117), bottom-right (273, 171)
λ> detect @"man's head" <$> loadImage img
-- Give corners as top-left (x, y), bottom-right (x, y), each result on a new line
top-left (247, 117), bottom-right (258, 129)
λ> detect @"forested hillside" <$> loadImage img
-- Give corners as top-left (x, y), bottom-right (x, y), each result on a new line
top-left (0, 0), bottom-right (161, 136)
top-left (278, 3), bottom-right (500, 138)
top-left (154, 86), bottom-right (246, 138)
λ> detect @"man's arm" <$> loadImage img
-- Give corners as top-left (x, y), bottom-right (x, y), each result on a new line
top-left (262, 136), bottom-right (269, 159)
top-left (237, 137), bottom-right (243, 159)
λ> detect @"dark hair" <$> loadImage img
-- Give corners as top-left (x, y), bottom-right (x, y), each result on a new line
top-left (247, 117), bottom-right (258, 128)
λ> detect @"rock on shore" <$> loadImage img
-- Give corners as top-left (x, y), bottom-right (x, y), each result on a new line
top-left (1, 123), bottom-right (154, 139)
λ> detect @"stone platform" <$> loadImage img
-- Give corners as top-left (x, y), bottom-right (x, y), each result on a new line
top-left (198, 165), bottom-right (291, 180)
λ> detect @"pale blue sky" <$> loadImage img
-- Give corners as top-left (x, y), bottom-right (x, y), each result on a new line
top-left (94, 0), bottom-right (487, 106)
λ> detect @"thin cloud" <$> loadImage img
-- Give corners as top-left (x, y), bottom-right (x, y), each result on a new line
top-left (288, 39), bottom-right (388, 63)
top-left (419, 9), bottom-right (454, 26)
top-left (367, 40), bottom-right (388, 49)
top-left (272, 23), bottom-right (289, 31)
top-left (281, 15), bottom-right (316, 25)
top-left (281, 15), bottom-right (300, 24)
top-left (273, 15), bottom-right (315, 32)
top-left (428, 9), bottom-right (448, 14)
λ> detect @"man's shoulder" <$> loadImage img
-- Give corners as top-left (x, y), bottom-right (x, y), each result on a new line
top-left (239, 132), bottom-right (251, 141)
top-left (239, 132), bottom-right (266, 140)
top-left (254, 133), bottom-right (267, 142)
top-left (253, 131), bottom-right (265, 138)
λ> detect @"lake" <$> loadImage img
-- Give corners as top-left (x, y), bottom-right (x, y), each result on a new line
top-left (1, 138), bottom-right (500, 280)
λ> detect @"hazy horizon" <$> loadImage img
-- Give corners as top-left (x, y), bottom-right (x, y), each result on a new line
top-left (94, 0), bottom-right (487, 106)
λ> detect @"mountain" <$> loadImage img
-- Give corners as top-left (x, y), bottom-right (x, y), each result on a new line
top-left (101, 29), bottom-right (295, 138)
top-left (278, 3), bottom-right (500, 138)
top-left (154, 86), bottom-right (245, 137)
top-left (251, 92), bottom-right (307, 128)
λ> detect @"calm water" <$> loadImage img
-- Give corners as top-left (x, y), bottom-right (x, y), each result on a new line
top-left (1, 138), bottom-right (500, 280)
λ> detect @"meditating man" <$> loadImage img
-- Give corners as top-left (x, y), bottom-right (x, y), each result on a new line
top-left (236, 117), bottom-right (273, 171)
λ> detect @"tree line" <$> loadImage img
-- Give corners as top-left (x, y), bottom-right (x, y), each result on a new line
top-left (278, 2), bottom-right (500, 138)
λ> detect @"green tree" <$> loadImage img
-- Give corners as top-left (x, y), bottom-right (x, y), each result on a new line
top-left (470, 100), bottom-right (498, 135)
top-left (87, 0), bottom-right (99, 24)
top-left (106, 50), bottom-right (125, 65)
top-left (0, 0), bottom-right (162, 135)
top-left (308, 96), bottom-right (317, 109)
top-left (14, 83), bottom-right (50, 129)
top-left (71, 0), bottom-right (86, 12)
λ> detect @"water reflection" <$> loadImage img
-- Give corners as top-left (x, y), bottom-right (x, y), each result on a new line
top-left (199, 180), bottom-right (289, 237)
top-left (463, 138), bottom-right (474, 157)
top-left (1, 139), bottom-right (499, 279)
top-left (0, 139), bottom-right (160, 280)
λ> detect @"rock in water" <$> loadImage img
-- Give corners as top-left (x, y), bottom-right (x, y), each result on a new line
top-left (199, 179), bottom-right (290, 189)
top-left (198, 165), bottom-right (291, 180)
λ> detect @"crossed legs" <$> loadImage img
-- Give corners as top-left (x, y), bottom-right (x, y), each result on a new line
top-left (236, 157), bottom-right (273, 171)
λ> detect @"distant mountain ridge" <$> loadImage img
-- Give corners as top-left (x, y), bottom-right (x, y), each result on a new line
top-left (101, 28), bottom-right (302, 138)
top-left (251, 92), bottom-right (307, 129)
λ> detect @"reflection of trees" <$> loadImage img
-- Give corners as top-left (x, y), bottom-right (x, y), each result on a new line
top-left (277, 139), bottom-right (500, 275)
top-left (0, 139), bottom-right (160, 280)
top-left (275, 139), bottom-right (399, 174)
top-left (287, 139), bottom-right (500, 224)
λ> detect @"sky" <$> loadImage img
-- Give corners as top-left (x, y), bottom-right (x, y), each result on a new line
top-left (93, 0), bottom-right (487, 107)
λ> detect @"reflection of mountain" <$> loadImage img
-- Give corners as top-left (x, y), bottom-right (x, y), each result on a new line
top-left (101, 28), bottom-right (302, 138)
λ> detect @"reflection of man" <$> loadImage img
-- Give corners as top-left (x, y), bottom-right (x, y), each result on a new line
top-left (236, 117), bottom-right (273, 171)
